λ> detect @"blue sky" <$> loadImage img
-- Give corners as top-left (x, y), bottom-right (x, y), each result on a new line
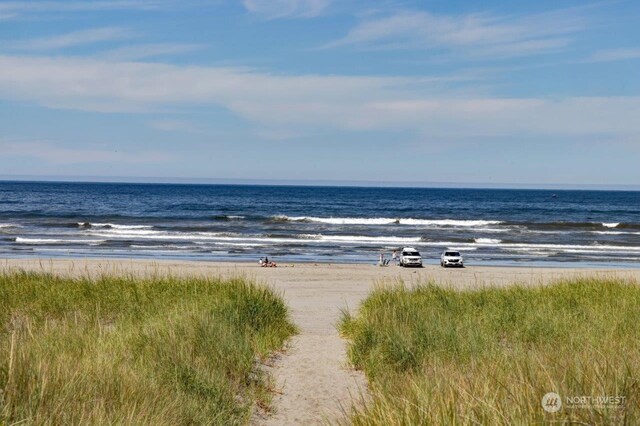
top-left (0, 0), bottom-right (639, 186)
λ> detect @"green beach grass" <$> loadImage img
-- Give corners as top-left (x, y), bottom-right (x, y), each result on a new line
top-left (340, 278), bottom-right (640, 425)
top-left (0, 270), bottom-right (296, 425)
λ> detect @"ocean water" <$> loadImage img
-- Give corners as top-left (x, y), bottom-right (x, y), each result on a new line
top-left (1, 181), bottom-right (639, 267)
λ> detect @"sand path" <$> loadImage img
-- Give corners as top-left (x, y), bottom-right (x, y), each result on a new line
top-left (3, 259), bottom-right (640, 425)
top-left (252, 267), bottom-right (375, 425)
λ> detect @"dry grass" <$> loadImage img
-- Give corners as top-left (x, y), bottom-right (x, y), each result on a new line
top-left (340, 278), bottom-right (640, 425)
top-left (0, 270), bottom-right (296, 425)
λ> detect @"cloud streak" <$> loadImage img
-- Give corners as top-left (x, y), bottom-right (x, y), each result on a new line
top-left (99, 43), bottom-right (204, 60)
top-left (588, 47), bottom-right (640, 63)
top-left (0, 54), bottom-right (638, 142)
top-left (0, 0), bottom-right (169, 12)
top-left (5, 27), bottom-right (134, 51)
top-left (0, 0), bottom-right (174, 20)
top-left (242, 0), bottom-right (329, 19)
top-left (325, 7), bottom-right (586, 59)
top-left (0, 139), bottom-right (171, 164)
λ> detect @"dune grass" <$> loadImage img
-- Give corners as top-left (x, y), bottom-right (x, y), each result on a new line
top-left (340, 278), bottom-right (640, 425)
top-left (0, 270), bottom-right (296, 425)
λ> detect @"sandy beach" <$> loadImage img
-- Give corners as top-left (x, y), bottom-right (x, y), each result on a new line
top-left (2, 258), bottom-right (639, 425)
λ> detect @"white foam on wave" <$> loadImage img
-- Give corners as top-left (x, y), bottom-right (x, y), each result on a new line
top-left (474, 227), bottom-right (510, 233)
top-left (128, 244), bottom-right (245, 250)
top-left (129, 245), bottom-right (190, 251)
top-left (89, 230), bottom-right (236, 241)
top-left (80, 222), bottom-right (153, 230)
top-left (299, 234), bottom-right (323, 239)
top-left (402, 219), bottom-right (503, 227)
top-left (603, 222), bottom-right (620, 228)
top-left (210, 242), bottom-right (268, 247)
top-left (0, 223), bottom-right (20, 229)
top-left (89, 229), bottom-right (420, 246)
top-left (560, 248), bottom-right (629, 254)
top-left (92, 228), bottom-right (162, 236)
top-left (421, 240), bottom-right (640, 253)
top-left (509, 242), bottom-right (640, 252)
top-left (474, 238), bottom-right (502, 244)
top-left (285, 216), bottom-right (396, 225)
top-left (592, 231), bottom-right (630, 235)
top-left (16, 237), bottom-right (106, 245)
top-left (318, 235), bottom-right (421, 244)
top-left (279, 216), bottom-right (502, 227)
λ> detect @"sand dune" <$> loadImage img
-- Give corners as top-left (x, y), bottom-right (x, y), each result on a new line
top-left (2, 258), bottom-right (639, 425)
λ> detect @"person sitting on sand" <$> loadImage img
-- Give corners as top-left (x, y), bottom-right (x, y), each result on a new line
top-left (259, 256), bottom-right (277, 267)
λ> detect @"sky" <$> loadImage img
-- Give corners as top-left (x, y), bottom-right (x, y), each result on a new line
top-left (0, 0), bottom-right (639, 187)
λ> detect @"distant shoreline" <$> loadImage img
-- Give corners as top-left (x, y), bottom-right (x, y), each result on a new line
top-left (2, 257), bottom-right (639, 275)
top-left (2, 255), bottom-right (640, 270)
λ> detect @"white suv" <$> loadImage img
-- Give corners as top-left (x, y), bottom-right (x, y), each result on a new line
top-left (399, 247), bottom-right (422, 267)
top-left (441, 250), bottom-right (464, 267)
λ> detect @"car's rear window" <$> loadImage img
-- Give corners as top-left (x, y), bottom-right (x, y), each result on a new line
top-left (403, 251), bottom-right (420, 256)
top-left (445, 251), bottom-right (460, 256)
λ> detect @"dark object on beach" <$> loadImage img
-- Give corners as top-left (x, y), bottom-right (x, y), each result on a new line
top-left (259, 257), bottom-right (277, 267)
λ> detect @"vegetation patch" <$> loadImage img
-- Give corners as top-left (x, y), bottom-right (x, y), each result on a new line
top-left (340, 278), bottom-right (640, 425)
top-left (0, 271), bottom-right (296, 425)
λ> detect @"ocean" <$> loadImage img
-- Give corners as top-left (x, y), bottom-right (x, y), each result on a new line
top-left (1, 181), bottom-right (639, 267)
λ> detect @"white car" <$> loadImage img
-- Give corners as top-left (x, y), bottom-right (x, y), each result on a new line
top-left (441, 250), bottom-right (464, 267)
top-left (399, 247), bottom-right (423, 267)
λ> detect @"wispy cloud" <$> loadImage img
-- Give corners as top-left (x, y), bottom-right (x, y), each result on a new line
top-left (5, 27), bottom-right (134, 51)
top-left (0, 138), bottom-right (171, 164)
top-left (324, 7), bottom-right (586, 59)
top-left (0, 54), bottom-right (473, 114)
top-left (100, 43), bottom-right (204, 60)
top-left (242, 0), bottom-right (329, 19)
top-left (0, 54), bottom-right (639, 143)
top-left (588, 47), bottom-right (640, 63)
top-left (0, 11), bottom-right (18, 20)
top-left (147, 119), bottom-right (202, 133)
top-left (0, 0), bottom-right (171, 19)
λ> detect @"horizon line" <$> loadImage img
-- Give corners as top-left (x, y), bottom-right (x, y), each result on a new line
top-left (1, 175), bottom-right (639, 191)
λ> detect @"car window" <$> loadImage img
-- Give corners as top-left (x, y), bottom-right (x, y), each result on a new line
top-left (445, 251), bottom-right (460, 256)
top-left (405, 251), bottom-right (420, 256)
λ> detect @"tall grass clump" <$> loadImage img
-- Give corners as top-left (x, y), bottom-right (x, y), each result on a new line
top-left (340, 278), bottom-right (640, 425)
top-left (0, 270), bottom-right (296, 425)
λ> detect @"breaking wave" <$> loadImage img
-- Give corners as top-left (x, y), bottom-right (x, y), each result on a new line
top-left (15, 237), bottom-right (106, 245)
top-left (78, 222), bottom-right (153, 230)
top-left (273, 216), bottom-right (503, 227)
top-left (474, 238), bottom-right (502, 244)
top-left (592, 230), bottom-right (640, 235)
top-left (421, 240), bottom-right (640, 253)
top-left (213, 215), bottom-right (246, 221)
